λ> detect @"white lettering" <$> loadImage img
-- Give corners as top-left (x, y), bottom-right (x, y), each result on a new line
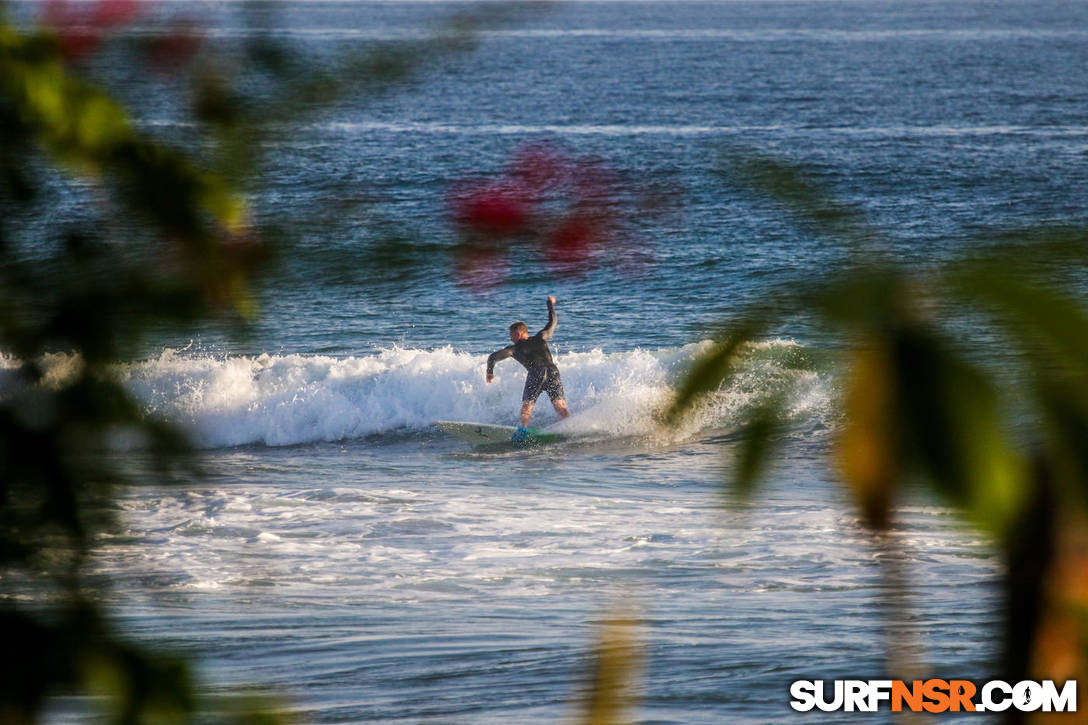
top-left (845, 681), bottom-right (869, 711)
top-left (815, 680), bottom-right (844, 712)
top-left (982, 681), bottom-right (1012, 712)
top-left (791, 679), bottom-right (1077, 714)
top-left (1041, 680), bottom-right (1077, 713)
top-left (790, 681), bottom-right (816, 712)
top-left (868, 680), bottom-right (893, 711)
top-left (1014, 681), bottom-right (1043, 712)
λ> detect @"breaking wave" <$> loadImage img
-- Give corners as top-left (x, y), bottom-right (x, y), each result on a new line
top-left (2, 341), bottom-right (830, 448)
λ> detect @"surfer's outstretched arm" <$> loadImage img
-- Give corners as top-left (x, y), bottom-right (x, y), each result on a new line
top-left (486, 345), bottom-right (515, 382)
top-left (538, 295), bottom-right (557, 340)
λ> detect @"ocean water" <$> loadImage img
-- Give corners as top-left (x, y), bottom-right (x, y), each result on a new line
top-left (12, 0), bottom-right (1088, 721)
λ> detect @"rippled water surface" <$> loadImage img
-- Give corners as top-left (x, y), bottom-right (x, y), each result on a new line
top-left (14, 0), bottom-right (1088, 721)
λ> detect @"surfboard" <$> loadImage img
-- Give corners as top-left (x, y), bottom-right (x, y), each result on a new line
top-left (434, 420), bottom-right (568, 447)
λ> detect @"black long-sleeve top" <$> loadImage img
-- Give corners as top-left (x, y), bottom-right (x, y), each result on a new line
top-left (486, 299), bottom-right (558, 375)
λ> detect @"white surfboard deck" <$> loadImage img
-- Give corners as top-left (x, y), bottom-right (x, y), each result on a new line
top-left (434, 420), bottom-right (519, 445)
top-left (434, 420), bottom-right (569, 446)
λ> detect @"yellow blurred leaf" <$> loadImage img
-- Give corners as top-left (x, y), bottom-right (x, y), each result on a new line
top-left (76, 94), bottom-right (131, 152)
top-left (957, 396), bottom-right (1026, 537)
top-left (1029, 518), bottom-right (1088, 724)
top-left (835, 343), bottom-right (898, 530)
top-left (229, 274), bottom-right (259, 321)
top-left (81, 651), bottom-right (129, 706)
top-left (200, 177), bottom-right (249, 232)
top-left (23, 63), bottom-right (66, 128)
top-left (580, 613), bottom-right (643, 725)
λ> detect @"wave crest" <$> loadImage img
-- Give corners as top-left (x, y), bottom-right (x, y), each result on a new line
top-left (5, 342), bottom-right (828, 448)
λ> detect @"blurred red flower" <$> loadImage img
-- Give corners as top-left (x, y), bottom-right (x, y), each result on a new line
top-left (89, 0), bottom-right (142, 27)
top-left (448, 140), bottom-right (663, 290)
top-left (547, 213), bottom-right (602, 267)
top-left (42, 0), bottom-right (143, 61)
top-left (452, 182), bottom-right (532, 237)
top-left (147, 17), bottom-right (205, 72)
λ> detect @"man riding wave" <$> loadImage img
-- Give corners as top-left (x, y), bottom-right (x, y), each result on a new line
top-left (486, 295), bottom-right (571, 432)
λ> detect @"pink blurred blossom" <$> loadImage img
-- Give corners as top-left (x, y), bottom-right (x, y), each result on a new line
top-left (451, 181), bottom-right (532, 237)
top-left (42, 0), bottom-right (143, 61)
top-left (547, 213), bottom-right (602, 268)
top-left (448, 140), bottom-right (666, 289)
top-left (147, 17), bottom-right (205, 72)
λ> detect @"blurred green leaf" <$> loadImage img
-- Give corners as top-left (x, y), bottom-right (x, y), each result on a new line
top-left (835, 342), bottom-right (898, 530)
top-left (1034, 379), bottom-right (1088, 507)
top-left (665, 318), bottom-right (763, 425)
top-left (695, 146), bottom-right (1088, 697)
top-left (732, 392), bottom-right (788, 498)
top-left (962, 225), bottom-right (1088, 273)
top-left (879, 321), bottom-right (1024, 535)
top-left (948, 263), bottom-right (1088, 374)
top-left (719, 150), bottom-right (868, 246)
top-left (810, 266), bottom-right (910, 331)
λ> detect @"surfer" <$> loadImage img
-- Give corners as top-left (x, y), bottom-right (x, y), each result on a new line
top-left (486, 295), bottom-right (571, 430)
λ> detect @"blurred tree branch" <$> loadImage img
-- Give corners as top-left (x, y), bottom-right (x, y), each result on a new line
top-left (670, 150), bottom-right (1088, 712)
top-left (0, 2), bottom-right (534, 722)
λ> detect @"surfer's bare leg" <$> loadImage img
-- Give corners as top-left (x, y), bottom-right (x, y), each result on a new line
top-left (520, 400), bottom-right (535, 427)
top-left (552, 398), bottom-right (570, 419)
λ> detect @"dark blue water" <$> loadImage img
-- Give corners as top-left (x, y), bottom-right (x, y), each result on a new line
top-left (66, 0), bottom-right (1081, 357)
top-left (13, 0), bottom-right (1087, 722)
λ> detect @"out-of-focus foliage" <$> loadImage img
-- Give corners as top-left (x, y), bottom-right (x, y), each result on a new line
top-left (668, 152), bottom-right (1088, 697)
top-left (0, 1), bottom-right (522, 721)
top-left (578, 612), bottom-right (643, 725)
top-left (448, 140), bottom-right (676, 289)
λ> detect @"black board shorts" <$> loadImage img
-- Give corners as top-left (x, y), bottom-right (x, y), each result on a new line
top-left (522, 365), bottom-right (565, 403)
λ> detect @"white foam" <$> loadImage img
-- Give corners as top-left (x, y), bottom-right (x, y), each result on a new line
top-left (138, 118), bottom-right (1088, 139)
top-left (5, 342), bottom-right (829, 449)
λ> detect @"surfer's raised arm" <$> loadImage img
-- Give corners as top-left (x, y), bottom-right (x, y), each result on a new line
top-left (486, 345), bottom-right (515, 383)
top-left (537, 295), bottom-right (557, 340)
